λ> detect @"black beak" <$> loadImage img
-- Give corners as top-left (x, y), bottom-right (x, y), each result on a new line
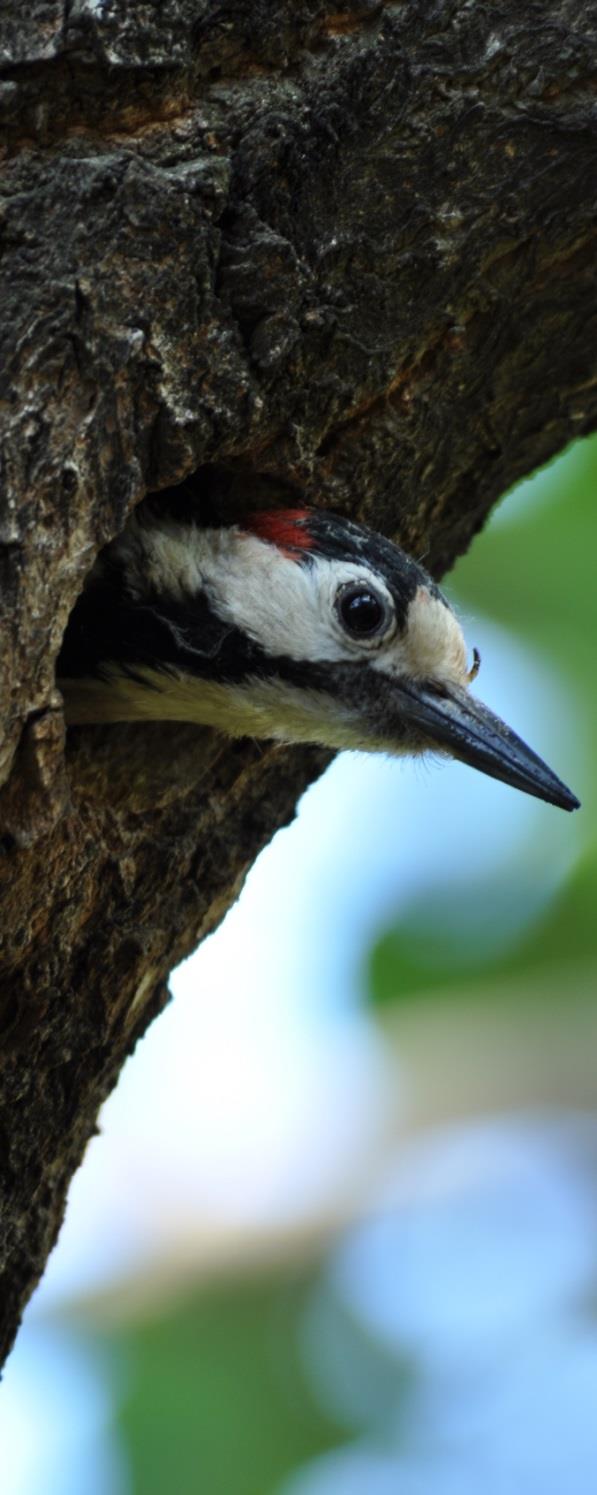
top-left (395, 680), bottom-right (580, 812)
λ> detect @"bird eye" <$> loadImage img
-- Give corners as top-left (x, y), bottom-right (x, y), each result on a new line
top-left (336, 582), bottom-right (390, 639)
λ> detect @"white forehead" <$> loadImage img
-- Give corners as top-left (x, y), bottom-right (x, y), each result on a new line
top-left (118, 517), bottom-right (470, 684)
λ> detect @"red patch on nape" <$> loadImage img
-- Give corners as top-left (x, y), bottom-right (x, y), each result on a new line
top-left (243, 508), bottom-right (314, 560)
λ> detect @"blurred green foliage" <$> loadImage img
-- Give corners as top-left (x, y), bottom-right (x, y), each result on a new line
top-left (369, 848), bottom-right (597, 1006)
top-left (113, 1270), bottom-right (345, 1495)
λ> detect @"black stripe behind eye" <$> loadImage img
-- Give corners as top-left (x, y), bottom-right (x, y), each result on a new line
top-left (58, 567), bottom-right (326, 690)
top-left (58, 562), bottom-right (371, 702)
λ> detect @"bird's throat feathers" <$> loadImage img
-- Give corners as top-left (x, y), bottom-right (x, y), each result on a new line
top-left (61, 662), bottom-right (399, 755)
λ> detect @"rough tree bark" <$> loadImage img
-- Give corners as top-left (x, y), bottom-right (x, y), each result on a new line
top-left (0, 0), bottom-right (596, 1367)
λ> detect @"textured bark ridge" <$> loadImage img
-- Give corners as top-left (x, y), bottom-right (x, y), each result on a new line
top-left (1, 0), bottom-right (596, 1364)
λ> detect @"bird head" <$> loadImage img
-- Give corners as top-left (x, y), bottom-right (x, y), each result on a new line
top-left (59, 504), bottom-right (580, 812)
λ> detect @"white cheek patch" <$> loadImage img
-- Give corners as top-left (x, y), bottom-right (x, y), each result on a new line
top-left (113, 520), bottom-right (467, 692)
top-left (203, 531), bottom-right (397, 663)
top-left (121, 520), bottom-right (395, 665)
top-left (375, 586), bottom-right (469, 688)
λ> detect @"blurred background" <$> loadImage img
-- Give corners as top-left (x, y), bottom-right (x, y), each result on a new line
top-left (3, 437), bottom-right (597, 1495)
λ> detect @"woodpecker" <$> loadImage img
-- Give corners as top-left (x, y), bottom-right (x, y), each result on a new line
top-left (58, 504), bottom-right (579, 812)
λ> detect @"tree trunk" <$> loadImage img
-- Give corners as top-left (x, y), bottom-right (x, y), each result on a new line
top-left (0, 0), bottom-right (596, 1365)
